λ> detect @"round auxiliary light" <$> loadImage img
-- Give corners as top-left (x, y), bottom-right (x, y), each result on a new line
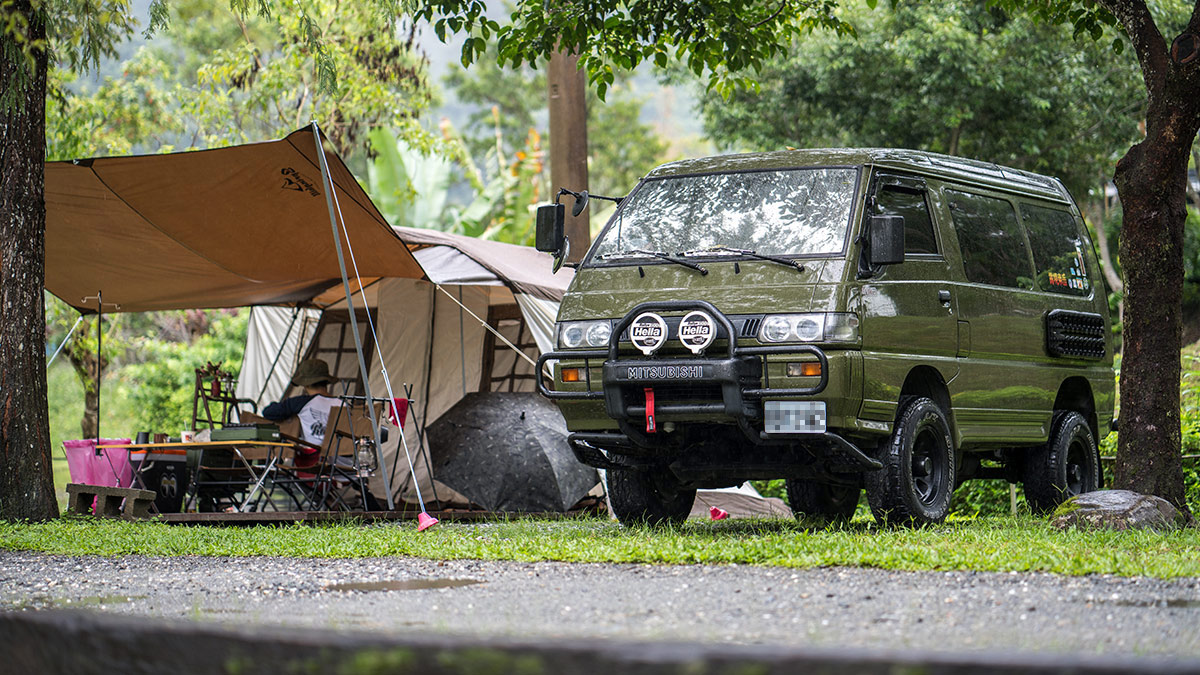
top-left (678, 311), bottom-right (716, 354)
top-left (629, 312), bottom-right (668, 356)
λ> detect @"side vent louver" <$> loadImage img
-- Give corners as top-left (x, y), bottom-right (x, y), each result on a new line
top-left (1046, 310), bottom-right (1106, 360)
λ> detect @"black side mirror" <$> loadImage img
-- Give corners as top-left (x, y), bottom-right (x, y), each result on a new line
top-left (535, 203), bottom-right (569, 272)
top-left (571, 190), bottom-right (589, 217)
top-left (536, 203), bottom-right (565, 253)
top-left (869, 215), bottom-right (905, 266)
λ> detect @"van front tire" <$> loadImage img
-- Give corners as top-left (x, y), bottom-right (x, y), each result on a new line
top-left (607, 467), bottom-right (696, 526)
top-left (866, 397), bottom-right (955, 526)
top-left (1022, 411), bottom-right (1101, 514)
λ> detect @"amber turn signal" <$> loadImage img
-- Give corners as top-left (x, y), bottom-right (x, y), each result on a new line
top-left (561, 368), bottom-right (582, 382)
top-left (786, 362), bottom-right (822, 377)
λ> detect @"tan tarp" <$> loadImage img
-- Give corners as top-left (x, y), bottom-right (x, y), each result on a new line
top-left (44, 127), bottom-right (424, 313)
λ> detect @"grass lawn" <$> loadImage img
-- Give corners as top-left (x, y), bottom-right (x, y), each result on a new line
top-left (1, 516), bottom-right (1197, 579)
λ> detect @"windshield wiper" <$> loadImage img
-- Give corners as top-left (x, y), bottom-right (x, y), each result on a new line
top-left (680, 246), bottom-right (806, 272)
top-left (597, 249), bottom-right (708, 275)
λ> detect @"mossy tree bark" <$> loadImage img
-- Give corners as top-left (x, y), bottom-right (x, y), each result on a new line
top-left (1105, 0), bottom-right (1200, 516)
top-left (0, 0), bottom-right (58, 521)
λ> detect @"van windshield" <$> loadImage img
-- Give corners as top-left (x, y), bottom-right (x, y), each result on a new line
top-left (590, 167), bottom-right (858, 261)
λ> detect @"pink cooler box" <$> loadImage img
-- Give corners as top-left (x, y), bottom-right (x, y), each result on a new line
top-left (62, 439), bottom-right (134, 488)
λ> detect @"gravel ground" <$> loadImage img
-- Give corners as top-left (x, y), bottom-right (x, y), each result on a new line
top-left (2, 546), bottom-right (1199, 660)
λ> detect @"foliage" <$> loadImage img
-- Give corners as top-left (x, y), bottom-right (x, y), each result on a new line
top-left (418, 0), bottom-right (854, 99)
top-left (122, 310), bottom-right (249, 433)
top-left (693, 0), bottom-right (1144, 198)
top-left (3, 515), bottom-right (1200, 577)
top-left (443, 42), bottom-right (670, 201)
top-left (368, 121), bottom-right (545, 245)
top-left (45, 0), bottom-right (441, 165)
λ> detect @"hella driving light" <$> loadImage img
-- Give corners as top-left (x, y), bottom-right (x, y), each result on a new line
top-left (557, 320), bottom-right (614, 349)
top-left (757, 313), bottom-right (859, 343)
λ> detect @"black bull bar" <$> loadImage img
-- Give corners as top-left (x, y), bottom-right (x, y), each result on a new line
top-left (536, 300), bottom-right (840, 446)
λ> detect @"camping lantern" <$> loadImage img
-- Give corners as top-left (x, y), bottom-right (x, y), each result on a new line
top-left (354, 437), bottom-right (378, 477)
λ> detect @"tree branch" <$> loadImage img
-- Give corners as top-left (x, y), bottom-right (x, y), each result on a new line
top-left (1100, 0), bottom-right (1169, 96)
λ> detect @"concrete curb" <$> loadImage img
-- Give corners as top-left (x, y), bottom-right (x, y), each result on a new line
top-left (2, 609), bottom-right (1199, 674)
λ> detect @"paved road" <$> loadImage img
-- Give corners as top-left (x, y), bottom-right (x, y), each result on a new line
top-left (2, 545), bottom-right (1199, 661)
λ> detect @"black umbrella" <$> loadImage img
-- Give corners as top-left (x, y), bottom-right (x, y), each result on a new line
top-left (426, 392), bottom-right (599, 512)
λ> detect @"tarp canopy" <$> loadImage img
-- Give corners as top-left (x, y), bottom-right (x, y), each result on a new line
top-left (44, 126), bottom-right (424, 314)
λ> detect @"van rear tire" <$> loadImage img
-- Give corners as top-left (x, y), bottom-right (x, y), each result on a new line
top-left (786, 479), bottom-right (860, 525)
top-left (607, 468), bottom-right (696, 526)
top-left (1022, 411), bottom-right (1101, 514)
top-left (865, 397), bottom-right (955, 526)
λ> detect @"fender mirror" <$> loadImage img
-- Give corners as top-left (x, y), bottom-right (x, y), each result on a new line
top-left (535, 203), bottom-right (569, 272)
top-left (571, 190), bottom-right (590, 217)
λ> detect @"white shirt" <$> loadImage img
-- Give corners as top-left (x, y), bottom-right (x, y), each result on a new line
top-left (297, 395), bottom-right (342, 446)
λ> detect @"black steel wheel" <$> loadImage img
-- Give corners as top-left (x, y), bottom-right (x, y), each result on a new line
top-left (865, 397), bottom-right (955, 526)
top-left (1022, 410), bottom-right (1101, 514)
top-left (606, 467), bottom-right (696, 526)
top-left (786, 479), bottom-right (860, 526)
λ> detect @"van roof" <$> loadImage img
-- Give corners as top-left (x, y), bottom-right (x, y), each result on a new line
top-left (645, 148), bottom-right (1072, 204)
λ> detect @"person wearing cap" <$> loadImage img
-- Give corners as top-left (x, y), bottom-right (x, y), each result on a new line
top-left (262, 358), bottom-right (342, 446)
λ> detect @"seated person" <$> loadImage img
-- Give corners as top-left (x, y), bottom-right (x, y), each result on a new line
top-left (261, 358), bottom-right (342, 447)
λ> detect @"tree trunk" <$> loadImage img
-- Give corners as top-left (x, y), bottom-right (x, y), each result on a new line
top-left (67, 348), bottom-right (101, 440)
top-left (1104, 0), bottom-right (1200, 517)
top-left (1113, 136), bottom-right (1191, 514)
top-left (0, 1), bottom-right (58, 521)
top-left (547, 50), bottom-right (590, 262)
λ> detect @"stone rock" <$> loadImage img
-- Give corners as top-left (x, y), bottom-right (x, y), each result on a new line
top-left (1050, 489), bottom-right (1186, 531)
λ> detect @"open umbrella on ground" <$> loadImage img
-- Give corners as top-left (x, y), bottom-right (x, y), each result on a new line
top-left (426, 392), bottom-right (599, 512)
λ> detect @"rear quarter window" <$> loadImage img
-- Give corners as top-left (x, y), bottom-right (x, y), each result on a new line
top-left (946, 190), bottom-right (1034, 289)
top-left (1021, 204), bottom-right (1092, 296)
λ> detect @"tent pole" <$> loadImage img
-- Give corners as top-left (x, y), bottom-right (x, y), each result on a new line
top-left (417, 284), bottom-right (442, 505)
top-left (310, 122), bottom-right (395, 511)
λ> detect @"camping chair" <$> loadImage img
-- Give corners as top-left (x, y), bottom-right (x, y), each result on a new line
top-left (272, 400), bottom-right (388, 511)
top-left (192, 362), bottom-right (257, 431)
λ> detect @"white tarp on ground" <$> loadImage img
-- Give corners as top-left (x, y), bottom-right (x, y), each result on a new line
top-left (237, 229), bottom-right (574, 507)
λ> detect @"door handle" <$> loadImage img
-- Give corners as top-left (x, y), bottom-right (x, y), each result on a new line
top-left (938, 289), bottom-right (952, 305)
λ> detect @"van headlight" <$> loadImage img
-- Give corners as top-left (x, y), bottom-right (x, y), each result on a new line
top-left (557, 320), bottom-right (613, 349)
top-left (758, 313), bottom-right (859, 343)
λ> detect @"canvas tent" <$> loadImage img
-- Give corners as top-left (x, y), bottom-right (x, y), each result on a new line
top-left (236, 226), bottom-right (579, 508)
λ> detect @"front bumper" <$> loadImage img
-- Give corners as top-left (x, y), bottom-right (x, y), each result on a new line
top-left (537, 300), bottom-right (879, 472)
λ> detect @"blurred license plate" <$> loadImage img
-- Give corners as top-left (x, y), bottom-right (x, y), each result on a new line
top-left (764, 401), bottom-right (826, 434)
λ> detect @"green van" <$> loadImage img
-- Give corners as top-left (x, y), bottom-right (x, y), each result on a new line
top-left (535, 149), bottom-right (1115, 526)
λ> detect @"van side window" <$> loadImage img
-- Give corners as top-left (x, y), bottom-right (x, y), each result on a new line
top-left (946, 190), bottom-right (1033, 289)
top-left (875, 186), bottom-right (938, 255)
top-left (1022, 204), bottom-right (1091, 296)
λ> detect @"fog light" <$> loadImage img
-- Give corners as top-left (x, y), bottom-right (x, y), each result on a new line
top-left (787, 362), bottom-right (822, 377)
top-left (562, 368), bottom-right (582, 382)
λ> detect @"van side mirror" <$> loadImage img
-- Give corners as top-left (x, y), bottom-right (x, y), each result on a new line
top-left (869, 215), bottom-right (905, 266)
top-left (535, 203), bottom-right (569, 272)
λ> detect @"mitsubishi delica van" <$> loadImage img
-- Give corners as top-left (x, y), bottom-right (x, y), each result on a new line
top-left (534, 149), bottom-right (1115, 526)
